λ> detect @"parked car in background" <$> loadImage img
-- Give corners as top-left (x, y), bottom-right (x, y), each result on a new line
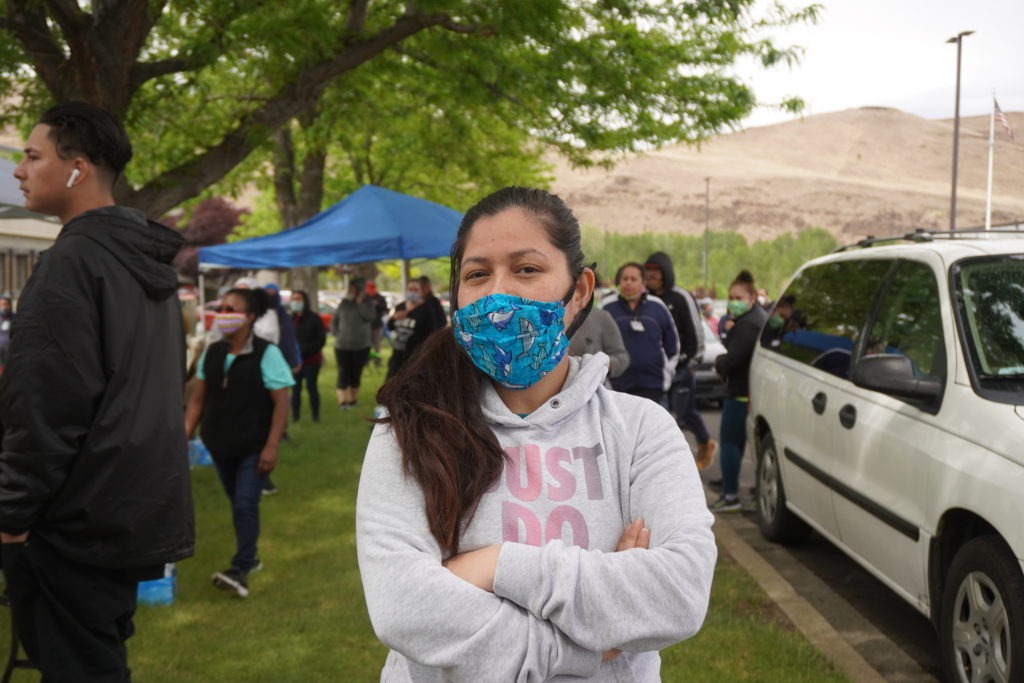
top-left (694, 317), bottom-right (727, 407)
top-left (747, 230), bottom-right (1024, 683)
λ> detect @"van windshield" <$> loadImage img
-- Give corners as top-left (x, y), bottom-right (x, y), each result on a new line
top-left (954, 256), bottom-right (1024, 394)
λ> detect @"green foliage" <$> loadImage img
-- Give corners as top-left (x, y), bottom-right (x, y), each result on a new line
top-left (1, 0), bottom-right (819, 217)
top-left (581, 226), bottom-right (838, 297)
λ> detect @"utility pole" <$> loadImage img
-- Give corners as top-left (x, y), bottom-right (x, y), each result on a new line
top-left (703, 177), bottom-right (710, 294)
top-left (947, 30), bottom-right (974, 230)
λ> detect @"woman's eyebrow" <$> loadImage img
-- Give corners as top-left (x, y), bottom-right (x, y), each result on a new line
top-left (463, 249), bottom-right (549, 266)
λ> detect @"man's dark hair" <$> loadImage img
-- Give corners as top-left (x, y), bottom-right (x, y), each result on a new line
top-left (417, 275), bottom-right (432, 292)
top-left (39, 101), bottom-right (133, 181)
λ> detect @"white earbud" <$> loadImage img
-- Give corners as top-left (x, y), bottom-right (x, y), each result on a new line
top-left (66, 169), bottom-right (80, 189)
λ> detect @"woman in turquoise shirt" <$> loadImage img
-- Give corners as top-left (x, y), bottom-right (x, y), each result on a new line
top-left (184, 287), bottom-right (294, 598)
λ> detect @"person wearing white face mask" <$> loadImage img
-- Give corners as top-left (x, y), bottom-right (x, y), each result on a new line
top-left (330, 278), bottom-right (376, 409)
top-left (357, 187), bottom-right (715, 681)
top-left (289, 290), bottom-right (326, 422)
top-left (184, 287), bottom-right (295, 597)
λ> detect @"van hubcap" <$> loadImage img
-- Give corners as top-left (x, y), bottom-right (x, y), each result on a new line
top-left (951, 571), bottom-right (1010, 683)
top-left (759, 447), bottom-right (779, 521)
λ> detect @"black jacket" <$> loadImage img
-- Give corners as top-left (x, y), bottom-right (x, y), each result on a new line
top-left (293, 309), bottom-right (327, 361)
top-left (715, 305), bottom-right (769, 398)
top-left (645, 252), bottom-right (704, 368)
top-left (0, 206), bottom-right (195, 569)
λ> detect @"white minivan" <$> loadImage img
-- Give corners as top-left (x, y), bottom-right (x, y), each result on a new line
top-left (747, 231), bottom-right (1024, 683)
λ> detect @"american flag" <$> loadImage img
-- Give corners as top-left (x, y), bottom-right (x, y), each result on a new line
top-left (994, 99), bottom-right (1015, 140)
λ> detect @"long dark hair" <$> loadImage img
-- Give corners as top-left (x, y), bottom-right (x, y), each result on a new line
top-left (376, 187), bottom-right (592, 557)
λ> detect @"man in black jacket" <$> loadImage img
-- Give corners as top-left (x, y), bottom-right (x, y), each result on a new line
top-left (644, 252), bottom-right (718, 470)
top-left (0, 102), bottom-right (194, 681)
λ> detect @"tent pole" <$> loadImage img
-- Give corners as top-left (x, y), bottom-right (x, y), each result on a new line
top-left (401, 259), bottom-right (410, 295)
top-left (197, 271), bottom-right (206, 334)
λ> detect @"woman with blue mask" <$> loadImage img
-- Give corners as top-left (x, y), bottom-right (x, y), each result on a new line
top-left (356, 187), bottom-right (716, 681)
top-left (710, 271), bottom-right (769, 513)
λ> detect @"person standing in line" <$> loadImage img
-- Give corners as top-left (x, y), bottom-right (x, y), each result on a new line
top-left (365, 281), bottom-right (388, 369)
top-left (418, 274), bottom-right (448, 329)
top-left (331, 277), bottom-right (376, 409)
top-left (644, 252), bottom-right (718, 470)
top-left (289, 290), bottom-right (327, 423)
top-left (710, 271), bottom-right (769, 512)
top-left (0, 101), bottom-right (194, 680)
top-left (184, 287), bottom-right (294, 597)
top-left (357, 186), bottom-right (715, 681)
top-left (385, 278), bottom-right (441, 379)
top-left (603, 262), bottom-right (679, 403)
top-left (263, 283), bottom-right (301, 372)
top-left (718, 270), bottom-right (755, 343)
top-left (566, 305), bottom-right (631, 383)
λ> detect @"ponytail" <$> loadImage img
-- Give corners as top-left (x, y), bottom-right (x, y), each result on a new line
top-left (375, 331), bottom-right (504, 557)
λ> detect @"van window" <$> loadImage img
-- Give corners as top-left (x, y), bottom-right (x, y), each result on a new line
top-left (862, 260), bottom-right (945, 383)
top-left (761, 259), bottom-right (891, 378)
top-left (953, 254), bottom-right (1024, 403)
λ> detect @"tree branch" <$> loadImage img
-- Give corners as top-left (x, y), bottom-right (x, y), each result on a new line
top-left (273, 126), bottom-right (299, 226)
top-left (343, 0), bottom-right (370, 36)
top-left (124, 11), bottom-right (457, 216)
top-left (4, 0), bottom-right (68, 93)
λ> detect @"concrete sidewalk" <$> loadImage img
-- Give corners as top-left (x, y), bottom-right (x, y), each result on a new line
top-left (706, 495), bottom-right (941, 683)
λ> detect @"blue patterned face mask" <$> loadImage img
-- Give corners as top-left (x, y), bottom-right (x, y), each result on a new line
top-left (452, 293), bottom-right (569, 389)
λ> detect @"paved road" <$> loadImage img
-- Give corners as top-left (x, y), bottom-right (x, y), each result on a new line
top-left (684, 404), bottom-right (944, 681)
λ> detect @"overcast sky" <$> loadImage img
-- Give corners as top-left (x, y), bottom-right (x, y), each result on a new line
top-left (735, 0), bottom-right (1024, 128)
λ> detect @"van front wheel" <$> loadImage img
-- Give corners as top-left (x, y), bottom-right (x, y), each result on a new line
top-left (941, 535), bottom-right (1024, 683)
top-left (755, 432), bottom-right (811, 545)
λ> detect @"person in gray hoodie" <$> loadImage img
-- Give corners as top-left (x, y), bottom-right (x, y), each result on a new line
top-left (330, 277), bottom-right (376, 408)
top-left (357, 187), bottom-right (716, 681)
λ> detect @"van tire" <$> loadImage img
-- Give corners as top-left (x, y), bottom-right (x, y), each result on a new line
top-left (941, 535), bottom-right (1024, 683)
top-left (755, 432), bottom-right (812, 545)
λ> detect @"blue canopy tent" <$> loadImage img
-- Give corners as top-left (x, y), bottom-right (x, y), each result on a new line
top-left (196, 184), bottom-right (462, 332)
top-left (198, 184), bottom-right (462, 270)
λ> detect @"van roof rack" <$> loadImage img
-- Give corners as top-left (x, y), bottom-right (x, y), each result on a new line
top-left (832, 224), bottom-right (1024, 252)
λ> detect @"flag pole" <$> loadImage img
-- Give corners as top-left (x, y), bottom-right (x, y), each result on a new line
top-left (985, 91), bottom-right (995, 231)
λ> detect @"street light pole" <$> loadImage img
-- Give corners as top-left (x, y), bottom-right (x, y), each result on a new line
top-left (703, 177), bottom-right (710, 293)
top-left (947, 30), bottom-right (974, 231)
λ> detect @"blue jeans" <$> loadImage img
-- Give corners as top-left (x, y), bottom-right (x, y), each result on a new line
top-left (720, 398), bottom-right (749, 497)
top-left (670, 367), bottom-right (710, 444)
top-left (213, 452), bottom-right (267, 573)
top-left (292, 363), bottom-right (321, 421)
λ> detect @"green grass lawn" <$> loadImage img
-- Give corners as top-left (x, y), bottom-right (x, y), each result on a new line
top-left (0, 351), bottom-right (850, 682)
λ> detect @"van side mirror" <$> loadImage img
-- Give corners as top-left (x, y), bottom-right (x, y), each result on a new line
top-left (852, 354), bottom-right (943, 404)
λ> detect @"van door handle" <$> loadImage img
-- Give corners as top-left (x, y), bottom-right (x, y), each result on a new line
top-left (812, 392), bottom-right (827, 415)
top-left (839, 404), bottom-right (857, 429)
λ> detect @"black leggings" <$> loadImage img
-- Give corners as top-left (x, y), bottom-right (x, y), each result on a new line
top-left (292, 363), bottom-right (321, 420)
top-left (335, 348), bottom-right (370, 389)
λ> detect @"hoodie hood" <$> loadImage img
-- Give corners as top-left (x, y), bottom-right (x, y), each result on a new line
top-left (61, 206), bottom-right (183, 301)
top-left (644, 251), bottom-right (676, 292)
top-left (479, 353), bottom-right (609, 430)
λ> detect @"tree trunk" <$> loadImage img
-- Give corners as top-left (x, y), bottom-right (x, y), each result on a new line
top-left (273, 115), bottom-right (327, 310)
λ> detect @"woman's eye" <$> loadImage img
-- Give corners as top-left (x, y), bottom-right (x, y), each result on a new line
top-left (464, 271), bottom-right (486, 281)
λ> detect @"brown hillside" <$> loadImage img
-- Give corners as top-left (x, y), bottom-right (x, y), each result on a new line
top-left (551, 107), bottom-right (1024, 242)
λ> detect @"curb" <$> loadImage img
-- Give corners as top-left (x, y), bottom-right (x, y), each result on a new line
top-left (712, 512), bottom-right (888, 683)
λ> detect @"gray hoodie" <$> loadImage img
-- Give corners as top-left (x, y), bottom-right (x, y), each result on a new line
top-left (357, 353), bottom-right (716, 681)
